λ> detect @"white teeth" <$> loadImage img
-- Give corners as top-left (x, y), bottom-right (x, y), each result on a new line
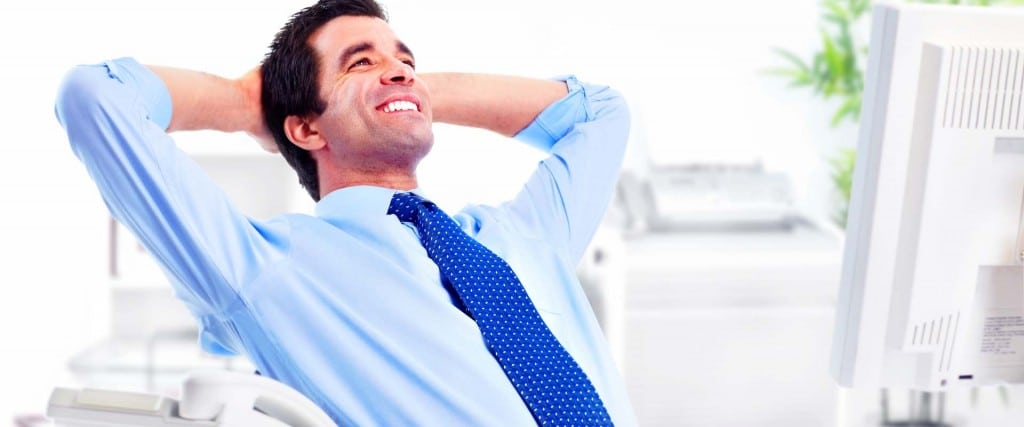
top-left (383, 100), bottom-right (417, 113)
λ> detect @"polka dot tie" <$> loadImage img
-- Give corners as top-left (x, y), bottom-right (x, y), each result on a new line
top-left (388, 192), bottom-right (613, 426)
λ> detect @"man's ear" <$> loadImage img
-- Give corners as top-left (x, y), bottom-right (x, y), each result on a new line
top-left (283, 114), bottom-right (327, 151)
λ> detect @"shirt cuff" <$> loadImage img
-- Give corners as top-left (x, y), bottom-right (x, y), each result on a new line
top-left (102, 57), bottom-right (174, 130)
top-left (514, 75), bottom-right (590, 152)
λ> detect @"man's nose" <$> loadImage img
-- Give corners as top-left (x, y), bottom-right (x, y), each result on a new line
top-left (381, 58), bottom-right (415, 85)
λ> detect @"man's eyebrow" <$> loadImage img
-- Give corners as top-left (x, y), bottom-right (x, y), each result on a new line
top-left (397, 41), bottom-right (415, 61)
top-left (338, 41), bottom-right (415, 68)
top-left (339, 42), bottom-right (374, 68)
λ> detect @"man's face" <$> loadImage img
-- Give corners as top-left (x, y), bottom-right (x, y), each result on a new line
top-left (308, 15), bottom-right (433, 173)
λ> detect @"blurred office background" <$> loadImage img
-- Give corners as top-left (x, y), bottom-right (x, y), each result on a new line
top-left (2, 0), bottom-right (1021, 426)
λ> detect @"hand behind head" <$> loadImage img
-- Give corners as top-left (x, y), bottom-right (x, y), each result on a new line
top-left (238, 67), bottom-right (279, 153)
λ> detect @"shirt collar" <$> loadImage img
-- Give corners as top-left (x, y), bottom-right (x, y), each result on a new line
top-left (315, 185), bottom-right (426, 221)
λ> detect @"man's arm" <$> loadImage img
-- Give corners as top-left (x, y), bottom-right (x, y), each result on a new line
top-left (55, 59), bottom-right (286, 350)
top-left (421, 73), bottom-right (568, 137)
top-left (148, 65), bottom-right (276, 152)
top-left (422, 71), bottom-right (631, 265)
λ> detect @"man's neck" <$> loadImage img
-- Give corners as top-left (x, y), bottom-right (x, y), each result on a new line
top-left (319, 172), bottom-right (419, 196)
top-left (313, 150), bottom-right (423, 197)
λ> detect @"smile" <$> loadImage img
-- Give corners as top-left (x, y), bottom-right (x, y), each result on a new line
top-left (382, 100), bottom-right (419, 113)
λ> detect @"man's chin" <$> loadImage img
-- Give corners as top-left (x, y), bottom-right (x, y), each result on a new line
top-left (379, 139), bottom-right (432, 169)
top-left (399, 133), bottom-right (433, 156)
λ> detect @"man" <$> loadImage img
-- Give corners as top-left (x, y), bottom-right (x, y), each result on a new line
top-left (55, 0), bottom-right (635, 425)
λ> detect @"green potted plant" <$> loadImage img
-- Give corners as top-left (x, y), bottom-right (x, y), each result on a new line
top-left (769, 0), bottom-right (1022, 228)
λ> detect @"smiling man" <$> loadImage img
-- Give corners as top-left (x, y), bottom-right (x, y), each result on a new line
top-left (55, 0), bottom-right (635, 425)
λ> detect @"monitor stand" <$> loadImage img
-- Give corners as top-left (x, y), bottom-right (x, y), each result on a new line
top-left (880, 389), bottom-right (952, 427)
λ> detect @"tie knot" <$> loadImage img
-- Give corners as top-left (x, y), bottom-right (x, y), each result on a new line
top-left (388, 192), bottom-right (428, 224)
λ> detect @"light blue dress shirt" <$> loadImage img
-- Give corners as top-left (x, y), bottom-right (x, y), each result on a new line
top-left (55, 57), bottom-right (636, 426)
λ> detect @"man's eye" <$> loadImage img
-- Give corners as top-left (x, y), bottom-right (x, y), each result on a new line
top-left (349, 58), bottom-right (371, 69)
top-left (403, 60), bottom-right (416, 70)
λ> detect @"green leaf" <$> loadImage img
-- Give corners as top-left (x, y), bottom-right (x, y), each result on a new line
top-left (830, 94), bottom-right (862, 126)
top-left (821, 31), bottom-right (845, 80)
top-left (771, 48), bottom-right (812, 74)
top-left (850, 0), bottom-right (871, 17)
top-left (824, 0), bottom-right (850, 23)
top-left (828, 147), bottom-right (857, 227)
top-left (823, 14), bottom-right (846, 26)
top-left (762, 68), bottom-right (814, 87)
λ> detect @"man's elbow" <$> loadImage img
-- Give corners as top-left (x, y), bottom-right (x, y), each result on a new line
top-left (590, 86), bottom-right (631, 147)
top-left (593, 86), bottom-right (630, 122)
top-left (54, 64), bottom-right (118, 132)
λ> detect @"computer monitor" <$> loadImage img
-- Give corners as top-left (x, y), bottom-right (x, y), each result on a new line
top-left (831, 1), bottom-right (1024, 391)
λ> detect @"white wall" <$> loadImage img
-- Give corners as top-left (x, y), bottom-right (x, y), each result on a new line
top-left (0, 0), bottom-right (832, 421)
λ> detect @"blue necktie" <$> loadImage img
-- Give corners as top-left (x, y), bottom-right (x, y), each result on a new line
top-left (388, 192), bottom-right (613, 426)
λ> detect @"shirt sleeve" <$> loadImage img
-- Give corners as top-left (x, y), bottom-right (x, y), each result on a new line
top-left (54, 58), bottom-right (288, 346)
top-left (504, 76), bottom-right (631, 264)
